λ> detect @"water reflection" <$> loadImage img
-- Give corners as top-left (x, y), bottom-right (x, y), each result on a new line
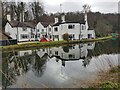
top-left (2, 39), bottom-right (119, 88)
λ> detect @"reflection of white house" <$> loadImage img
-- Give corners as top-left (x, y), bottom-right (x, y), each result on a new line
top-left (48, 43), bottom-right (95, 60)
top-left (18, 50), bottom-right (33, 56)
top-left (17, 43), bottom-right (95, 61)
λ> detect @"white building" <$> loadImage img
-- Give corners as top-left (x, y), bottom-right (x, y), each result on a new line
top-left (5, 15), bottom-right (52, 42)
top-left (52, 14), bottom-right (95, 41)
top-left (5, 9), bottom-right (95, 42)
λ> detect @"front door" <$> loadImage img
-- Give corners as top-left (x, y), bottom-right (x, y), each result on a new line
top-left (88, 34), bottom-right (92, 38)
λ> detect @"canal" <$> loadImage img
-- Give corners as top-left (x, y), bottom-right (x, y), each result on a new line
top-left (2, 38), bottom-right (119, 88)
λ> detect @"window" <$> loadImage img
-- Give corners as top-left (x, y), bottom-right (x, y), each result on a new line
top-left (49, 28), bottom-right (51, 31)
top-left (69, 54), bottom-right (75, 59)
top-left (31, 35), bottom-right (34, 38)
top-left (23, 27), bottom-right (27, 31)
top-left (37, 29), bottom-right (40, 32)
top-left (42, 29), bottom-right (44, 32)
top-left (88, 43), bottom-right (92, 46)
top-left (54, 27), bottom-right (58, 31)
top-left (21, 34), bottom-right (28, 39)
top-left (73, 34), bottom-right (75, 39)
top-left (50, 50), bottom-right (52, 54)
top-left (88, 34), bottom-right (92, 38)
top-left (37, 34), bottom-right (40, 37)
top-left (42, 49), bottom-right (45, 52)
top-left (69, 34), bottom-right (75, 40)
top-left (82, 25), bottom-right (86, 30)
top-left (54, 35), bottom-right (59, 38)
top-left (32, 29), bottom-right (35, 32)
top-left (24, 52), bottom-right (29, 55)
top-left (55, 51), bottom-right (58, 55)
top-left (68, 25), bottom-right (75, 29)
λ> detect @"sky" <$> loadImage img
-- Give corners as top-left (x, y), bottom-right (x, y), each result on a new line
top-left (2, 0), bottom-right (120, 13)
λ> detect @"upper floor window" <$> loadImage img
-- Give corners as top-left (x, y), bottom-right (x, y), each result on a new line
top-left (55, 51), bottom-right (58, 55)
top-left (54, 27), bottom-right (58, 31)
top-left (42, 29), bottom-right (44, 32)
top-left (82, 25), bottom-right (86, 30)
top-left (69, 54), bottom-right (75, 59)
top-left (21, 34), bottom-right (28, 39)
top-left (23, 27), bottom-right (27, 31)
top-left (68, 25), bottom-right (75, 29)
top-left (49, 28), bottom-right (51, 31)
top-left (37, 29), bottom-right (40, 32)
top-left (31, 29), bottom-right (35, 32)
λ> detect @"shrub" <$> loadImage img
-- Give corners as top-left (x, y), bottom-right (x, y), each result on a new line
top-left (62, 33), bottom-right (69, 41)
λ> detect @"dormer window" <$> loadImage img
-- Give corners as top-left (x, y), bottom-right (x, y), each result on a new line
top-left (54, 27), bottom-right (58, 31)
top-left (23, 27), bottom-right (27, 31)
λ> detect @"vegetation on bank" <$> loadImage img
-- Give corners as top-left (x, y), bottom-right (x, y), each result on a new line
top-left (85, 66), bottom-right (120, 89)
top-left (0, 36), bottom-right (113, 50)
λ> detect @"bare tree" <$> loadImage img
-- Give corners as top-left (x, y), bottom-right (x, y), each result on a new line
top-left (29, 1), bottom-right (44, 21)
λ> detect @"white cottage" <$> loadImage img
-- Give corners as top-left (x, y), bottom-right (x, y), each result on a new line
top-left (52, 14), bottom-right (95, 41)
top-left (5, 20), bottom-right (37, 42)
top-left (5, 15), bottom-right (52, 42)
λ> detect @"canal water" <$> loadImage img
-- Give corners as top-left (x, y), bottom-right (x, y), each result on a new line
top-left (2, 38), bottom-right (119, 88)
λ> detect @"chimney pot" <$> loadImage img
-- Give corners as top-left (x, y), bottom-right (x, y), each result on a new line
top-left (7, 14), bottom-right (11, 21)
top-left (55, 17), bottom-right (58, 23)
top-left (61, 15), bottom-right (65, 22)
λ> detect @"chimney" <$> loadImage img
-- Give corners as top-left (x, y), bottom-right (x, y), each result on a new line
top-left (61, 15), bottom-right (65, 22)
top-left (55, 17), bottom-right (58, 23)
top-left (7, 14), bottom-right (11, 21)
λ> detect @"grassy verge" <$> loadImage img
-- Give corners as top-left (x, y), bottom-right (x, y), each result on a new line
top-left (86, 66), bottom-right (120, 89)
top-left (1, 35), bottom-right (113, 50)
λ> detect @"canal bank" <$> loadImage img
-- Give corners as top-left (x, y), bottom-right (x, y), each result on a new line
top-left (80, 66), bottom-right (120, 89)
top-left (1, 36), bottom-right (113, 50)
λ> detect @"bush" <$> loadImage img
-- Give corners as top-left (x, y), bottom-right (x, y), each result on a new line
top-left (62, 33), bottom-right (69, 41)
top-left (100, 81), bottom-right (119, 89)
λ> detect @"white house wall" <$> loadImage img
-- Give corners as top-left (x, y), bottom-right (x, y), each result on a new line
top-left (60, 23), bottom-right (80, 40)
top-left (52, 23), bottom-right (95, 41)
top-left (36, 22), bottom-right (46, 37)
top-left (5, 23), bottom-right (17, 39)
top-left (18, 50), bottom-right (33, 56)
top-left (87, 30), bottom-right (95, 38)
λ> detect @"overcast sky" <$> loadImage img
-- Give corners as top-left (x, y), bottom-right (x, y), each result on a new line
top-left (3, 0), bottom-right (120, 13)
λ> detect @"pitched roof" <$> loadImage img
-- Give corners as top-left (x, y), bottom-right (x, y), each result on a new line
top-left (41, 22), bottom-right (53, 27)
top-left (53, 21), bottom-right (85, 26)
top-left (8, 20), bottom-right (37, 29)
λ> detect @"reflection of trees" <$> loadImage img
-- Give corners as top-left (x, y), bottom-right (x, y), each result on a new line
top-left (88, 39), bottom-right (119, 57)
top-left (62, 45), bottom-right (69, 53)
top-left (2, 50), bottom-right (48, 88)
top-left (2, 52), bottom-right (17, 88)
top-left (82, 57), bottom-right (91, 67)
top-left (32, 53), bottom-right (48, 77)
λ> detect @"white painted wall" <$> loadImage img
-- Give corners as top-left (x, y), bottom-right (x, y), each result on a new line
top-left (36, 22), bottom-right (46, 37)
top-left (52, 23), bottom-right (95, 41)
top-left (5, 22), bottom-right (17, 39)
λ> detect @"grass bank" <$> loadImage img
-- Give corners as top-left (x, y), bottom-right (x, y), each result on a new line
top-left (81, 66), bottom-right (120, 89)
top-left (1, 35), bottom-right (112, 50)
